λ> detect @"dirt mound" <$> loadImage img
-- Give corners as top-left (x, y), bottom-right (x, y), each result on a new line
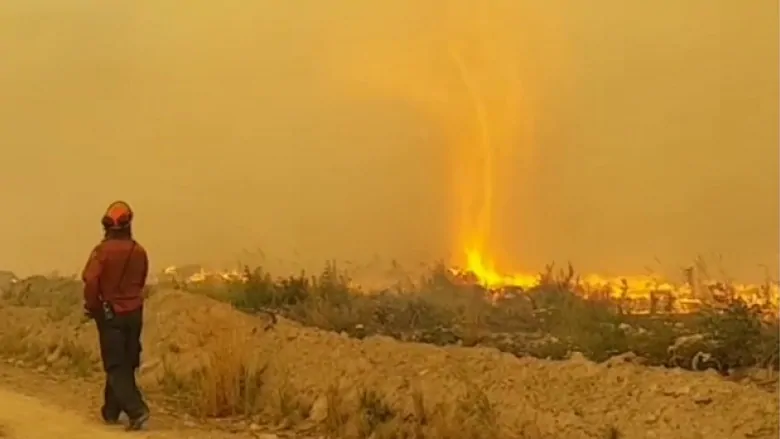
top-left (141, 290), bottom-right (777, 439)
top-left (0, 289), bottom-right (777, 438)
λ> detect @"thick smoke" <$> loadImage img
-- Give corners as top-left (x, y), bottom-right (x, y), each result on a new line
top-left (0, 1), bottom-right (776, 281)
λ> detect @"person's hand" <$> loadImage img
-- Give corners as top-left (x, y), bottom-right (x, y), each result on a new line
top-left (82, 304), bottom-right (95, 319)
top-left (78, 306), bottom-right (94, 324)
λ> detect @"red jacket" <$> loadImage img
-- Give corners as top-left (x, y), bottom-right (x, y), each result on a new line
top-left (82, 238), bottom-right (148, 314)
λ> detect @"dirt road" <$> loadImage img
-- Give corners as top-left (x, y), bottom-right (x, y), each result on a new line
top-left (0, 385), bottom-right (256, 439)
top-left (0, 385), bottom-right (146, 439)
top-left (0, 363), bottom-right (260, 439)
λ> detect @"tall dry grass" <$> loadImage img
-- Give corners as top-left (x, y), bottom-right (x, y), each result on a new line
top-left (0, 262), bottom-right (776, 438)
top-left (154, 328), bottom-right (525, 439)
top-left (193, 262), bottom-right (779, 374)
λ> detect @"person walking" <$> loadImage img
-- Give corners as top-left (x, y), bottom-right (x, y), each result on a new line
top-left (82, 200), bottom-right (150, 430)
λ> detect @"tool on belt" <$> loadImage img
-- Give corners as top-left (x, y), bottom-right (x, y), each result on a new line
top-left (100, 240), bottom-right (137, 321)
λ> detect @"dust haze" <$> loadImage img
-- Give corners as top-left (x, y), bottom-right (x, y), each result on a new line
top-left (0, 1), bottom-right (777, 281)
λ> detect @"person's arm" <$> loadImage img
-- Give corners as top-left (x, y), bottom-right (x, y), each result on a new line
top-left (82, 246), bottom-right (104, 313)
top-left (139, 246), bottom-right (149, 289)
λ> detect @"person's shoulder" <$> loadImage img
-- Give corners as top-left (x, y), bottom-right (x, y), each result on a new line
top-left (87, 241), bottom-right (110, 264)
top-left (132, 240), bottom-right (148, 255)
top-left (91, 241), bottom-right (108, 255)
top-left (100, 239), bottom-right (140, 254)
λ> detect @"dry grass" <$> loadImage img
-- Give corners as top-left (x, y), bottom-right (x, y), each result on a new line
top-left (319, 383), bottom-right (502, 439)
top-left (153, 329), bottom-right (509, 438)
top-left (208, 263), bottom-right (779, 374)
top-left (155, 329), bottom-right (511, 438)
top-left (158, 329), bottom-right (267, 418)
top-left (0, 325), bottom-right (97, 378)
top-left (0, 263), bottom-right (777, 438)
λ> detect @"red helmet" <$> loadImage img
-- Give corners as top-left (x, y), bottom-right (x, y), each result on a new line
top-left (101, 201), bottom-right (134, 230)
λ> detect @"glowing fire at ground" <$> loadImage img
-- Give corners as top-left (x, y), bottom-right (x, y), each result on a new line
top-left (164, 4), bottom-right (777, 317)
top-left (463, 250), bottom-right (538, 290)
top-left (452, 251), bottom-right (778, 315)
top-left (419, 6), bottom-right (777, 314)
top-left (163, 259), bottom-right (778, 317)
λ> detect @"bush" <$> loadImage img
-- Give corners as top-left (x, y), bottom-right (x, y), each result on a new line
top-left (0, 265), bottom-right (776, 437)
top-left (698, 297), bottom-right (779, 372)
top-left (209, 262), bottom-right (779, 374)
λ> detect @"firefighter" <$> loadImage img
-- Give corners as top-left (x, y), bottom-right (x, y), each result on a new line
top-left (82, 201), bottom-right (150, 430)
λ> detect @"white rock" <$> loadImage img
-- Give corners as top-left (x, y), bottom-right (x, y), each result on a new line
top-left (45, 351), bottom-right (59, 364)
top-left (309, 395), bottom-right (329, 422)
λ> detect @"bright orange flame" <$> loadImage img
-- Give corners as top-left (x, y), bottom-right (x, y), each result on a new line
top-left (465, 249), bottom-right (537, 289)
top-left (316, 3), bottom-right (778, 314)
top-left (319, 3), bottom-right (537, 273)
top-left (442, 4), bottom-right (533, 278)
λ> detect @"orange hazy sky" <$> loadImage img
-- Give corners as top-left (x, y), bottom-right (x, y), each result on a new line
top-left (0, 0), bottom-right (777, 281)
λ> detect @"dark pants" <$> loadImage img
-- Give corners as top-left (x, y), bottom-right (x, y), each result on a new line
top-left (95, 307), bottom-right (148, 420)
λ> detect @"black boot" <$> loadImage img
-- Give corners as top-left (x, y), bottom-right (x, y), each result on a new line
top-left (126, 407), bottom-right (150, 431)
top-left (100, 405), bottom-right (120, 425)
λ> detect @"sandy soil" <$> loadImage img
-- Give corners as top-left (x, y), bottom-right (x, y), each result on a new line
top-left (0, 366), bottom-right (242, 439)
top-left (150, 291), bottom-right (779, 439)
top-left (0, 289), bottom-right (777, 439)
top-left (0, 385), bottom-right (151, 439)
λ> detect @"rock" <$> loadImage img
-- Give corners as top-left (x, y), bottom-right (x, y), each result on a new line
top-left (0, 270), bottom-right (17, 293)
top-left (35, 365), bottom-right (46, 373)
top-left (248, 423), bottom-right (261, 431)
top-left (603, 352), bottom-right (646, 367)
top-left (353, 324), bottom-right (366, 339)
top-left (139, 359), bottom-right (161, 374)
top-left (255, 434), bottom-right (278, 439)
top-left (668, 334), bottom-right (706, 354)
top-left (309, 395), bottom-right (329, 422)
top-left (662, 385), bottom-right (691, 397)
top-left (691, 352), bottom-right (720, 371)
top-left (45, 351), bottom-right (60, 365)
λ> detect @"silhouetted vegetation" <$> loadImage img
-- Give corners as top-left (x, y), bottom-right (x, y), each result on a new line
top-left (183, 262), bottom-right (779, 376)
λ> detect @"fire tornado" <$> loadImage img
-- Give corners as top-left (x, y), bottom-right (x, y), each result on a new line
top-left (325, 2), bottom-right (543, 288)
top-left (322, 2), bottom-right (778, 311)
